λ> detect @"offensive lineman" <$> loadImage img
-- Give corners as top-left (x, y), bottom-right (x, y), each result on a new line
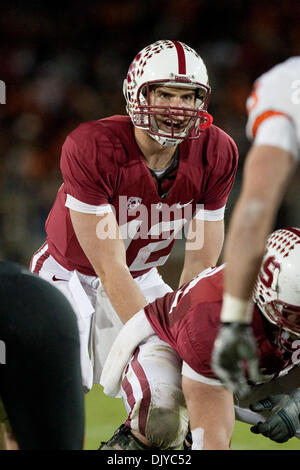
top-left (212, 57), bottom-right (300, 397)
top-left (101, 228), bottom-right (300, 450)
top-left (29, 40), bottom-right (238, 444)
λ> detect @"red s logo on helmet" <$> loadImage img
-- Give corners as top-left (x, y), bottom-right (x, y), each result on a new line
top-left (259, 256), bottom-right (280, 288)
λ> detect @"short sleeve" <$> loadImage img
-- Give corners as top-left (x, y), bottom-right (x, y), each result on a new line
top-left (254, 115), bottom-right (299, 161)
top-left (174, 303), bottom-right (220, 379)
top-left (246, 58), bottom-right (300, 161)
top-left (182, 361), bottom-right (222, 385)
top-left (60, 123), bottom-right (116, 207)
top-left (201, 129), bottom-right (239, 211)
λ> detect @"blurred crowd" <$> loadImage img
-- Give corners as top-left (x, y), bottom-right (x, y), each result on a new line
top-left (0, 0), bottom-right (299, 265)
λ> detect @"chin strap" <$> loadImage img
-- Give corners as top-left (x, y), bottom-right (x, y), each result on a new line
top-left (148, 130), bottom-right (184, 148)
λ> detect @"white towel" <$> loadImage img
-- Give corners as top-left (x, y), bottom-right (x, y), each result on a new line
top-left (100, 309), bottom-right (155, 398)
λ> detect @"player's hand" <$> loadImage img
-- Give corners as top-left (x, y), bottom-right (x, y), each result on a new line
top-left (211, 322), bottom-right (260, 398)
top-left (250, 390), bottom-right (300, 443)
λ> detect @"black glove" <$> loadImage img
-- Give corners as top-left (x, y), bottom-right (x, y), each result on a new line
top-left (182, 429), bottom-right (192, 451)
top-left (211, 323), bottom-right (260, 398)
top-left (250, 390), bottom-right (300, 443)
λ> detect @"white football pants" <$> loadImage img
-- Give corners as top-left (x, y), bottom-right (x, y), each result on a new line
top-left (33, 255), bottom-right (173, 391)
top-left (120, 335), bottom-right (189, 449)
top-left (34, 256), bottom-right (188, 447)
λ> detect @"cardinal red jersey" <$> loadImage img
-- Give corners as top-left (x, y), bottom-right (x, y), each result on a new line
top-left (41, 116), bottom-right (238, 277)
top-left (144, 265), bottom-right (294, 379)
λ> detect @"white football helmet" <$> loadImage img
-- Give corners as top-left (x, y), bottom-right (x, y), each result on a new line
top-left (253, 227), bottom-right (300, 346)
top-left (123, 40), bottom-right (213, 147)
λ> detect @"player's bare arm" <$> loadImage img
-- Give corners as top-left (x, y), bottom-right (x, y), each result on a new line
top-left (179, 218), bottom-right (224, 286)
top-left (223, 145), bottom-right (295, 305)
top-left (70, 210), bottom-right (147, 323)
top-left (212, 57), bottom-right (300, 396)
top-left (212, 146), bottom-right (296, 396)
top-left (182, 375), bottom-right (234, 449)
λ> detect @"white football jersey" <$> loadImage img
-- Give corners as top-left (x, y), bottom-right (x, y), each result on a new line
top-left (246, 57), bottom-right (300, 161)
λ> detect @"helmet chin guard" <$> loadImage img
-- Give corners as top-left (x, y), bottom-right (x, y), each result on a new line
top-left (253, 227), bottom-right (300, 345)
top-left (123, 40), bottom-right (213, 146)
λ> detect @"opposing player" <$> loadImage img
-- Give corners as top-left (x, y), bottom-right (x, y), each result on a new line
top-left (101, 228), bottom-right (300, 449)
top-left (212, 57), bottom-right (300, 397)
top-left (30, 40), bottom-right (238, 442)
top-left (0, 260), bottom-right (84, 450)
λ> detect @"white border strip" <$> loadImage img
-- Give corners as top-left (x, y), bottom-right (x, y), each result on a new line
top-left (194, 205), bottom-right (225, 221)
top-left (65, 194), bottom-right (113, 215)
top-left (182, 361), bottom-right (223, 386)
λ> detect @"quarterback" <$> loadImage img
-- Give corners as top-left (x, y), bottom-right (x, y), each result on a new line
top-left (212, 57), bottom-right (300, 396)
top-left (101, 228), bottom-right (300, 449)
top-left (29, 40), bottom-right (238, 439)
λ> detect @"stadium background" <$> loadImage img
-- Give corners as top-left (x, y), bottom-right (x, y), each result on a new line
top-left (0, 0), bottom-right (300, 450)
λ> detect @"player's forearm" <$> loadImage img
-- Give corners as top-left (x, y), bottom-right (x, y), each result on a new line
top-left (179, 262), bottom-right (208, 287)
top-left (69, 211), bottom-right (148, 322)
top-left (224, 146), bottom-right (295, 304)
top-left (223, 195), bottom-right (276, 302)
top-left (179, 219), bottom-right (224, 287)
top-left (96, 263), bottom-right (148, 323)
top-left (179, 252), bottom-right (222, 287)
top-left (182, 376), bottom-right (234, 449)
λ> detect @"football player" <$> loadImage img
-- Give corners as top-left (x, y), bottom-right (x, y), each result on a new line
top-left (212, 57), bottom-right (300, 397)
top-left (29, 40), bottom-right (238, 442)
top-left (101, 228), bottom-right (300, 449)
top-left (0, 260), bottom-right (84, 450)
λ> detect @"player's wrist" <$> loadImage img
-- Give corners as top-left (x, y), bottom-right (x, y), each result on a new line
top-left (220, 293), bottom-right (253, 324)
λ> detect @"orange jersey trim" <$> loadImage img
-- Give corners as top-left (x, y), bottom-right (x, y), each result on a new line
top-left (252, 110), bottom-right (289, 138)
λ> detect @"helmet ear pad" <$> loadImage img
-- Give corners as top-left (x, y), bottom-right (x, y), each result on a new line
top-left (253, 227), bottom-right (300, 340)
top-left (123, 40), bottom-right (213, 146)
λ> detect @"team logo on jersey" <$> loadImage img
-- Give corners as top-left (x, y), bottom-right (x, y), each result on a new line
top-left (127, 197), bottom-right (142, 211)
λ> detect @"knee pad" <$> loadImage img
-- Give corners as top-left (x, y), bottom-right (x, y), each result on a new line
top-left (121, 338), bottom-right (188, 449)
top-left (142, 405), bottom-right (189, 450)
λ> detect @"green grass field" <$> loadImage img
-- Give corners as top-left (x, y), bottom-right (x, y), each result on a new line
top-left (84, 385), bottom-right (300, 451)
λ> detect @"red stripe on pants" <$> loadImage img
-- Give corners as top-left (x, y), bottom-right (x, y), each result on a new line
top-left (30, 243), bottom-right (50, 274)
top-left (130, 347), bottom-right (151, 436)
top-left (122, 366), bottom-right (135, 428)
